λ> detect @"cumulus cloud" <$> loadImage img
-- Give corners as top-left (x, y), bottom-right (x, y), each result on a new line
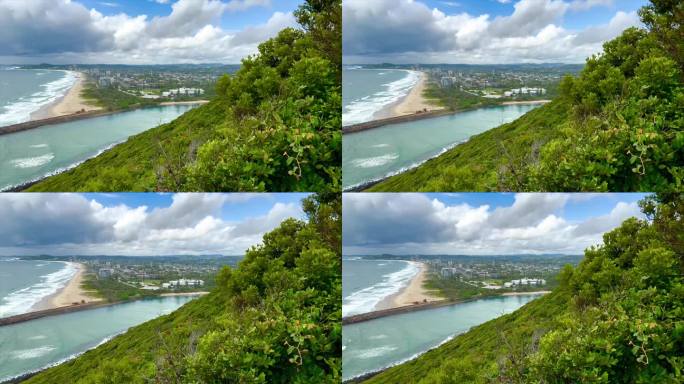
top-left (0, 194), bottom-right (303, 256)
top-left (342, 193), bottom-right (645, 255)
top-left (342, 0), bottom-right (642, 64)
top-left (0, 0), bottom-right (297, 64)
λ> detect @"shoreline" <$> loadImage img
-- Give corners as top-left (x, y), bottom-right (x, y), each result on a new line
top-left (31, 71), bottom-right (102, 121)
top-left (33, 262), bottom-right (101, 312)
top-left (392, 72), bottom-right (444, 117)
top-left (376, 262), bottom-right (440, 311)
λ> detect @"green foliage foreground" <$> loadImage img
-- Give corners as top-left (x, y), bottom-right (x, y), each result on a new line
top-left (362, 194), bottom-right (684, 384)
top-left (28, 0), bottom-right (341, 192)
top-left (370, 0), bottom-right (683, 192)
top-left (24, 194), bottom-right (341, 384)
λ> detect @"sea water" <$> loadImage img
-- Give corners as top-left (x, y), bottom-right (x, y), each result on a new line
top-left (0, 68), bottom-right (76, 127)
top-left (0, 295), bottom-right (196, 381)
top-left (0, 104), bottom-right (197, 190)
top-left (342, 293), bottom-right (543, 380)
top-left (343, 68), bottom-right (419, 126)
top-left (342, 104), bottom-right (540, 189)
top-left (0, 259), bottom-right (76, 319)
top-left (342, 258), bottom-right (419, 317)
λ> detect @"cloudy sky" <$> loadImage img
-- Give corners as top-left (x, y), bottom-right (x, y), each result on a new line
top-left (343, 0), bottom-right (647, 64)
top-left (0, 0), bottom-right (302, 64)
top-left (0, 193), bottom-right (308, 256)
top-left (343, 193), bottom-right (649, 256)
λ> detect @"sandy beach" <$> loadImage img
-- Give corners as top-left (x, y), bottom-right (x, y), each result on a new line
top-left (35, 262), bottom-right (101, 311)
top-left (377, 262), bottom-right (441, 310)
top-left (31, 72), bottom-right (101, 120)
top-left (392, 72), bottom-right (443, 117)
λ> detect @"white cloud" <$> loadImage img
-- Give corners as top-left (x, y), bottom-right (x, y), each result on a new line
top-left (342, 0), bottom-right (642, 64)
top-left (343, 193), bottom-right (645, 255)
top-left (0, 194), bottom-right (303, 256)
top-left (0, 0), bottom-right (296, 64)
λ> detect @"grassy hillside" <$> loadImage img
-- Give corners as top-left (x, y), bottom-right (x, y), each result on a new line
top-left (362, 194), bottom-right (683, 383)
top-left (368, 100), bottom-right (570, 192)
top-left (27, 0), bottom-right (341, 192)
top-left (370, 0), bottom-right (683, 192)
top-left (24, 194), bottom-right (342, 383)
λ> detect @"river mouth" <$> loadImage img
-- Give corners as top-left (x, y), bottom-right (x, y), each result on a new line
top-left (342, 104), bottom-right (540, 190)
top-left (0, 104), bottom-right (197, 191)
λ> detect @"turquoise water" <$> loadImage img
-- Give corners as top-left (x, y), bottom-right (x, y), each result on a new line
top-left (0, 296), bottom-right (196, 381)
top-left (342, 104), bottom-right (539, 189)
top-left (0, 68), bottom-right (75, 127)
top-left (343, 68), bottom-right (418, 126)
top-left (342, 294), bottom-right (543, 380)
top-left (0, 259), bottom-right (75, 319)
top-left (342, 258), bottom-right (419, 317)
top-left (0, 104), bottom-right (196, 190)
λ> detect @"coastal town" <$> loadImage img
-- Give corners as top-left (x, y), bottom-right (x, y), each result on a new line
top-left (25, 64), bottom-right (238, 101)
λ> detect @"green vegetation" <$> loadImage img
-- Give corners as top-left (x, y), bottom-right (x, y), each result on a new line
top-left (82, 273), bottom-right (151, 302)
top-left (361, 194), bottom-right (684, 383)
top-left (424, 84), bottom-right (499, 111)
top-left (370, 0), bottom-right (682, 192)
top-left (82, 85), bottom-right (159, 111)
top-left (28, 0), bottom-right (341, 192)
top-left (24, 193), bottom-right (341, 383)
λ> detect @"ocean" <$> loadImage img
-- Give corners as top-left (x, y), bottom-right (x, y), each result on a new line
top-left (0, 258), bottom-right (76, 319)
top-left (342, 103), bottom-right (540, 189)
top-left (0, 68), bottom-right (76, 127)
top-left (342, 258), bottom-right (419, 317)
top-left (0, 104), bottom-right (197, 190)
top-left (343, 68), bottom-right (419, 126)
top-left (342, 294), bottom-right (543, 380)
top-left (0, 296), bottom-right (196, 381)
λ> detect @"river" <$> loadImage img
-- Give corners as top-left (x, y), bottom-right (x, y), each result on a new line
top-left (342, 104), bottom-right (539, 189)
top-left (0, 104), bottom-right (197, 190)
top-left (342, 293), bottom-right (543, 381)
top-left (0, 296), bottom-right (196, 382)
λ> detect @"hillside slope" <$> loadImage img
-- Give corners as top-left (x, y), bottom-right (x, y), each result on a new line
top-left (370, 1), bottom-right (683, 192)
top-left (23, 194), bottom-right (342, 383)
top-left (362, 194), bottom-right (683, 383)
top-left (27, 0), bottom-right (341, 192)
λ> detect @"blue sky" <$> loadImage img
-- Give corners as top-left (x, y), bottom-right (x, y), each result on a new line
top-left (80, 0), bottom-right (302, 30)
top-left (0, 193), bottom-right (308, 256)
top-left (343, 193), bottom-right (649, 255)
top-left (343, 0), bottom-right (649, 64)
top-left (0, 0), bottom-right (303, 64)
top-left (83, 193), bottom-right (309, 222)
top-left (429, 193), bottom-right (648, 222)
top-left (421, 0), bottom-right (646, 28)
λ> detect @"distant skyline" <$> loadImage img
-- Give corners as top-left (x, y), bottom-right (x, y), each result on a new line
top-left (0, 193), bottom-right (308, 256)
top-left (0, 0), bottom-right (302, 65)
top-left (343, 193), bottom-right (649, 256)
top-left (343, 0), bottom-right (647, 64)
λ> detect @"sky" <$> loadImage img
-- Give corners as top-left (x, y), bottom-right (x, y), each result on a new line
top-left (0, 0), bottom-right (303, 64)
top-left (343, 193), bottom-right (649, 256)
top-left (343, 0), bottom-right (648, 64)
top-left (0, 193), bottom-right (309, 256)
